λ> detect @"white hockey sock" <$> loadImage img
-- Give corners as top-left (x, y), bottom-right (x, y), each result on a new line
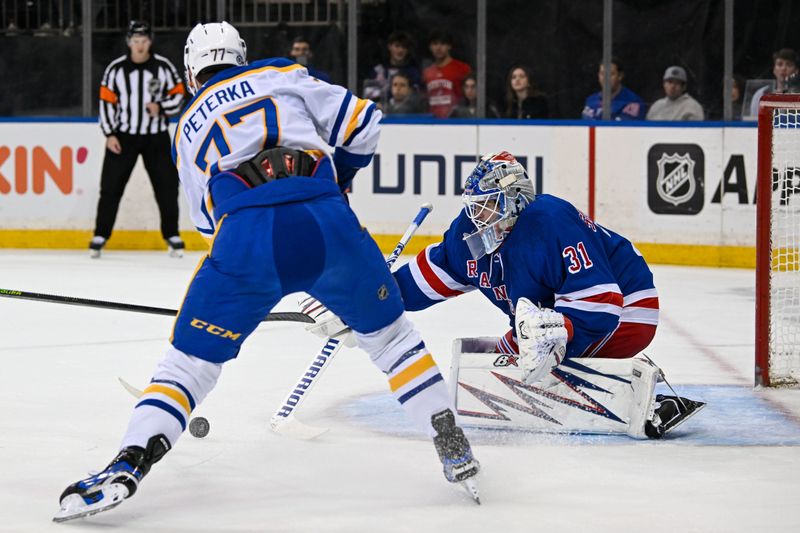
top-left (120, 347), bottom-right (222, 450)
top-left (356, 315), bottom-right (452, 438)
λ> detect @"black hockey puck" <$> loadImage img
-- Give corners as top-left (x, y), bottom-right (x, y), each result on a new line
top-left (189, 416), bottom-right (210, 438)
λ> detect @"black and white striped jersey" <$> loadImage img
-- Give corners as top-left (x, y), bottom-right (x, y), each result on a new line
top-left (99, 53), bottom-right (186, 136)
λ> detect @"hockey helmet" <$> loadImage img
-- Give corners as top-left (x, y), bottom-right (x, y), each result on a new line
top-left (184, 22), bottom-right (247, 94)
top-left (462, 151), bottom-right (534, 258)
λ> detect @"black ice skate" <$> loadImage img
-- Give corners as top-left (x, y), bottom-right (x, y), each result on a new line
top-left (53, 434), bottom-right (170, 522)
top-left (645, 395), bottom-right (706, 439)
top-left (166, 236), bottom-right (185, 258)
top-left (431, 409), bottom-right (481, 504)
top-left (88, 236), bottom-right (106, 259)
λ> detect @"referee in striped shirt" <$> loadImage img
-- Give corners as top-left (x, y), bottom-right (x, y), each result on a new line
top-left (90, 21), bottom-right (187, 258)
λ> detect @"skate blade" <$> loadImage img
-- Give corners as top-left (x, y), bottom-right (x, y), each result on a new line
top-left (460, 478), bottom-right (481, 505)
top-left (53, 499), bottom-right (123, 522)
top-left (52, 488), bottom-right (126, 523)
top-left (665, 401), bottom-right (706, 434)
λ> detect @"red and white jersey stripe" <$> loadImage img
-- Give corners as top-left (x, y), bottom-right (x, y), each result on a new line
top-left (408, 244), bottom-right (475, 301)
top-left (620, 288), bottom-right (659, 325)
top-left (554, 283), bottom-right (624, 317)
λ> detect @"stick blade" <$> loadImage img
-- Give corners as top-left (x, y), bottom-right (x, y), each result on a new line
top-left (270, 415), bottom-right (329, 440)
top-left (118, 377), bottom-right (144, 398)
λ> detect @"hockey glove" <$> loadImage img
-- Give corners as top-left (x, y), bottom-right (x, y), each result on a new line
top-left (298, 295), bottom-right (357, 347)
top-left (515, 297), bottom-right (568, 385)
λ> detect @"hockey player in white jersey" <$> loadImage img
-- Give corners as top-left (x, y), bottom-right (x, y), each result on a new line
top-left (54, 22), bottom-right (479, 522)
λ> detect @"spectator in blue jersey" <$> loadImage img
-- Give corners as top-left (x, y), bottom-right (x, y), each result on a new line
top-left (581, 58), bottom-right (645, 120)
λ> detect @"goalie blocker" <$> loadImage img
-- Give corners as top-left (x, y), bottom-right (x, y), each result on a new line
top-left (449, 338), bottom-right (704, 439)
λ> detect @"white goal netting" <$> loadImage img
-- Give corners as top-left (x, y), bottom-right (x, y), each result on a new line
top-left (768, 106), bottom-right (800, 386)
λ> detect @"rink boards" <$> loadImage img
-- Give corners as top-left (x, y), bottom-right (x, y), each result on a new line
top-left (0, 119), bottom-right (759, 267)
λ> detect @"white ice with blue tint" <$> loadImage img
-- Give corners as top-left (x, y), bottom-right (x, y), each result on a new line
top-left (1, 251), bottom-right (799, 532)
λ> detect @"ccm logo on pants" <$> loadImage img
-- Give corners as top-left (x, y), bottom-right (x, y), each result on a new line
top-left (190, 318), bottom-right (241, 340)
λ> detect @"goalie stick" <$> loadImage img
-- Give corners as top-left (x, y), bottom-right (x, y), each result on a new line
top-left (269, 202), bottom-right (434, 440)
top-left (0, 288), bottom-right (312, 324)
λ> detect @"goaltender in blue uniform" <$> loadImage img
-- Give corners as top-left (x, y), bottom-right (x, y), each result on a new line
top-left (54, 22), bottom-right (479, 522)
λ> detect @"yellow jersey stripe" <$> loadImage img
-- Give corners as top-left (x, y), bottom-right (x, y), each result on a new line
top-left (142, 384), bottom-right (192, 416)
top-left (343, 98), bottom-right (368, 144)
top-left (388, 353), bottom-right (436, 392)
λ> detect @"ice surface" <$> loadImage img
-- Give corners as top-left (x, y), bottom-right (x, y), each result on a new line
top-left (1, 251), bottom-right (799, 532)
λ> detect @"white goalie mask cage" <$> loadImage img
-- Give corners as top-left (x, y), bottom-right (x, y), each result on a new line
top-left (462, 151), bottom-right (535, 259)
top-left (184, 22), bottom-right (247, 94)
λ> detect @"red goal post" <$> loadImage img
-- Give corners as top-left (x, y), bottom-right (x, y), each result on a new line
top-left (756, 93), bottom-right (800, 387)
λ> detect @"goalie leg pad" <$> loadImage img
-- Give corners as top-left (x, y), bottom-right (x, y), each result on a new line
top-left (625, 357), bottom-right (660, 439)
top-left (120, 347), bottom-right (222, 449)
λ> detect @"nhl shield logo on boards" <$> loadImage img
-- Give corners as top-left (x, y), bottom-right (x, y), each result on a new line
top-left (647, 143), bottom-right (704, 215)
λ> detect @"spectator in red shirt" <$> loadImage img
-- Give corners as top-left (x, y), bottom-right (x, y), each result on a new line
top-left (423, 30), bottom-right (472, 118)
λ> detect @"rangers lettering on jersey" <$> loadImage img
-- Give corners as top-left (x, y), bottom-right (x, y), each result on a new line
top-left (393, 194), bottom-right (659, 358)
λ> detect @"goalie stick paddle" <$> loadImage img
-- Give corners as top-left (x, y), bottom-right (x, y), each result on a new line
top-left (0, 288), bottom-right (313, 324)
top-left (269, 202), bottom-right (434, 440)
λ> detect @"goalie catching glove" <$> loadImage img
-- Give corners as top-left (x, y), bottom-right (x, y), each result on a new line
top-left (515, 297), bottom-right (569, 385)
top-left (298, 295), bottom-right (357, 347)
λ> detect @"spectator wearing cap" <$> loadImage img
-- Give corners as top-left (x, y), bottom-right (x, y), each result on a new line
top-left (581, 58), bottom-right (645, 120)
top-left (749, 48), bottom-right (799, 117)
top-left (646, 66), bottom-right (704, 121)
top-left (89, 20), bottom-right (187, 258)
top-left (423, 30), bottom-right (472, 118)
top-left (363, 31), bottom-right (422, 106)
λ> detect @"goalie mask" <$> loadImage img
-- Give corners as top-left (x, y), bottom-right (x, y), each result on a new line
top-left (462, 151), bottom-right (535, 259)
top-left (184, 22), bottom-right (247, 95)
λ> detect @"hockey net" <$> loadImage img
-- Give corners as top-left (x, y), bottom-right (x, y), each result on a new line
top-left (756, 93), bottom-right (800, 387)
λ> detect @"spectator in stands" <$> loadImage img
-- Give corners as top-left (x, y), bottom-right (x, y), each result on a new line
top-left (582, 58), bottom-right (645, 120)
top-left (363, 31), bottom-right (422, 106)
top-left (289, 35), bottom-right (331, 83)
top-left (449, 74), bottom-right (478, 118)
top-left (504, 65), bottom-right (549, 119)
top-left (646, 66), bottom-right (704, 121)
top-left (449, 74), bottom-right (500, 119)
top-left (423, 30), bottom-right (472, 119)
top-left (749, 48), bottom-right (798, 117)
top-left (384, 72), bottom-right (426, 115)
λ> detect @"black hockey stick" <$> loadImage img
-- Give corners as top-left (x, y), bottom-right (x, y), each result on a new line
top-left (0, 288), bottom-right (313, 324)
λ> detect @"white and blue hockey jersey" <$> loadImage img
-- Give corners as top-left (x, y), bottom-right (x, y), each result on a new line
top-left (394, 194), bottom-right (659, 358)
top-left (172, 57), bottom-right (381, 236)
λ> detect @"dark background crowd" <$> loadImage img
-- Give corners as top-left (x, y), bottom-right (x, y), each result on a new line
top-left (1, 0), bottom-right (800, 121)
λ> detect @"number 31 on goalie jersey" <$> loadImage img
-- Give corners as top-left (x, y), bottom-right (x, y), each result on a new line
top-left (563, 241), bottom-right (593, 274)
top-left (194, 96), bottom-right (280, 174)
